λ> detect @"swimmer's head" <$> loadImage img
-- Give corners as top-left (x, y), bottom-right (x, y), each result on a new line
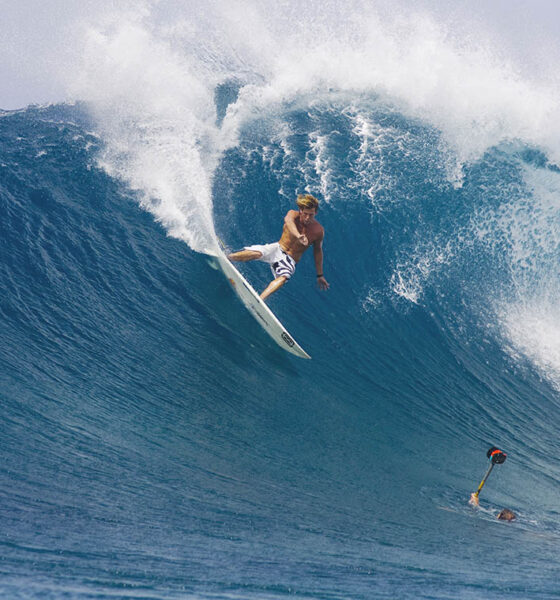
top-left (497, 509), bottom-right (516, 521)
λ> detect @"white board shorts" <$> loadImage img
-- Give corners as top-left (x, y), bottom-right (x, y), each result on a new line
top-left (244, 242), bottom-right (297, 280)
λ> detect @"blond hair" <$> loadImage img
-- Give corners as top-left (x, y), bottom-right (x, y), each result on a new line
top-left (296, 194), bottom-right (319, 212)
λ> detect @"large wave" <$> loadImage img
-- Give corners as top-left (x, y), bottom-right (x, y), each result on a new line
top-left (58, 1), bottom-right (560, 386)
top-left (3, 2), bottom-right (560, 598)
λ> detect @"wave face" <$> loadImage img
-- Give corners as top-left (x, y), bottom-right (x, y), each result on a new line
top-left (3, 4), bottom-right (560, 599)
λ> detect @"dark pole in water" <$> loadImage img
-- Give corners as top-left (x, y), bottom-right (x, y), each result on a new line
top-left (472, 446), bottom-right (507, 502)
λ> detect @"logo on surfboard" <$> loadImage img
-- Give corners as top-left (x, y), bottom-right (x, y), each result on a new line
top-left (281, 332), bottom-right (295, 347)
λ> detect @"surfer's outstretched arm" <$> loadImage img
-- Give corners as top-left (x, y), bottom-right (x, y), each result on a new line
top-left (313, 237), bottom-right (329, 290)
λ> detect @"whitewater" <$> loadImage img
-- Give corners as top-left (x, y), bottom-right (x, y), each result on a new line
top-left (2, 1), bottom-right (560, 598)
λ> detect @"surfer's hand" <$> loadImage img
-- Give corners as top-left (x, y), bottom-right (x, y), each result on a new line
top-left (317, 275), bottom-right (329, 290)
top-left (469, 493), bottom-right (479, 507)
top-left (299, 234), bottom-right (309, 246)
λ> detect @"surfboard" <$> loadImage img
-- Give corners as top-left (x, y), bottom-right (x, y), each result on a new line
top-left (211, 250), bottom-right (311, 359)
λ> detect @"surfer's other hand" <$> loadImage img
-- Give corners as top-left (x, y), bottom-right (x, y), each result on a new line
top-left (317, 275), bottom-right (329, 290)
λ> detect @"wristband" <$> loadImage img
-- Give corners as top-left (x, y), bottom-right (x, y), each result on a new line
top-left (317, 274), bottom-right (323, 278)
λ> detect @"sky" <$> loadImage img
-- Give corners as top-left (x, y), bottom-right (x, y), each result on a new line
top-left (1, 0), bottom-right (560, 110)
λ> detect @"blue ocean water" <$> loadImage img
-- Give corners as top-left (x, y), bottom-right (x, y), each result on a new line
top-left (3, 9), bottom-right (560, 597)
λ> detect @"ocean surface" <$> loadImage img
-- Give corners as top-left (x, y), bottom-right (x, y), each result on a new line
top-left (3, 4), bottom-right (560, 598)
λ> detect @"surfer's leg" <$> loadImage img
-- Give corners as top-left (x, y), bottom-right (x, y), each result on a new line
top-left (260, 276), bottom-right (287, 301)
top-left (228, 250), bottom-right (262, 262)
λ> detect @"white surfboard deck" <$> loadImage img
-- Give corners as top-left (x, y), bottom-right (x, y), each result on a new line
top-left (211, 250), bottom-right (311, 359)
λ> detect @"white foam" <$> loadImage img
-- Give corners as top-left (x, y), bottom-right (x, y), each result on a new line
top-left (55, 1), bottom-right (560, 258)
top-left (390, 241), bottom-right (454, 305)
top-left (501, 299), bottom-right (560, 391)
top-left (491, 166), bottom-right (560, 388)
top-left (221, 5), bottom-right (560, 168)
top-left (347, 110), bottom-right (412, 207)
top-left (70, 7), bottom-right (223, 254)
top-left (306, 133), bottom-right (333, 203)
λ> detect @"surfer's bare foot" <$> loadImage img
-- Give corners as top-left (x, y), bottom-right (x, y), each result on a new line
top-left (469, 493), bottom-right (479, 507)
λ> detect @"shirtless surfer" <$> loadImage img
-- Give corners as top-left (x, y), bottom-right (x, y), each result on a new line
top-left (228, 194), bottom-right (330, 300)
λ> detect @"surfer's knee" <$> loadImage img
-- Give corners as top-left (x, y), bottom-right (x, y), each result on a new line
top-left (260, 276), bottom-right (287, 300)
top-left (273, 276), bottom-right (288, 292)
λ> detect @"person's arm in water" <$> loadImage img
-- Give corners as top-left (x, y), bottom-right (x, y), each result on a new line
top-left (284, 210), bottom-right (308, 246)
top-left (313, 236), bottom-right (329, 290)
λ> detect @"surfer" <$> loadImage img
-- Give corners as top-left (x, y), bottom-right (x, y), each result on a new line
top-left (228, 194), bottom-right (330, 300)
